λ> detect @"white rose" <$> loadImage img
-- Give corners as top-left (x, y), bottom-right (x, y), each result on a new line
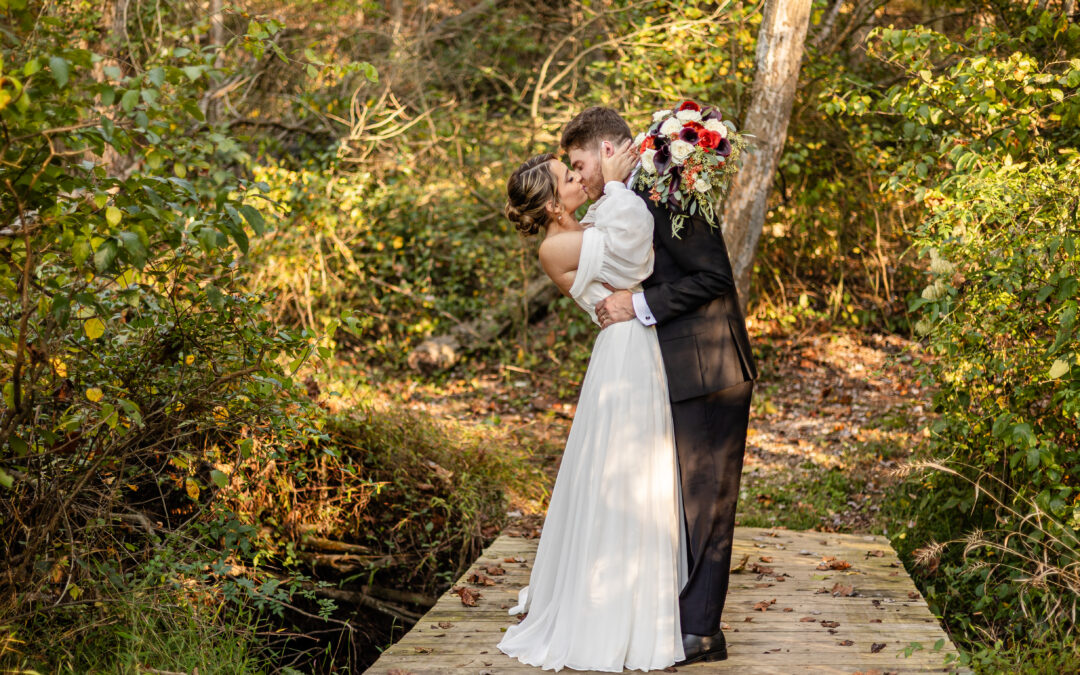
top-left (703, 118), bottom-right (729, 139)
top-left (670, 139), bottom-right (694, 164)
top-left (694, 178), bottom-right (712, 193)
top-left (641, 148), bottom-right (657, 173)
top-left (676, 109), bottom-right (702, 123)
top-left (660, 117), bottom-right (682, 138)
top-left (653, 110), bottom-right (670, 122)
top-left (634, 132), bottom-right (645, 147)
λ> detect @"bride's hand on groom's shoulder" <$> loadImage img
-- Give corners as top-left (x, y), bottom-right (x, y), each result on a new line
top-left (600, 139), bottom-right (638, 187)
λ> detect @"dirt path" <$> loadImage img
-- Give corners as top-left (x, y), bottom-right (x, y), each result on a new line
top-left (376, 326), bottom-right (926, 536)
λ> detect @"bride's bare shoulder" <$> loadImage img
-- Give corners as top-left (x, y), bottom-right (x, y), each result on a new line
top-left (538, 230), bottom-right (582, 266)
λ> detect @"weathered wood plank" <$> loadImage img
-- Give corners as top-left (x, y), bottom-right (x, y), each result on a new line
top-left (366, 527), bottom-right (969, 674)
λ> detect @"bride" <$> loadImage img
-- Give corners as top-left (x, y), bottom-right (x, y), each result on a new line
top-left (497, 144), bottom-right (686, 672)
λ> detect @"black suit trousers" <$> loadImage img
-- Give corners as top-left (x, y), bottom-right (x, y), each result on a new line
top-left (673, 379), bottom-right (754, 635)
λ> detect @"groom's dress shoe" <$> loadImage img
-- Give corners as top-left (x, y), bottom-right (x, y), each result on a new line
top-left (675, 629), bottom-right (728, 666)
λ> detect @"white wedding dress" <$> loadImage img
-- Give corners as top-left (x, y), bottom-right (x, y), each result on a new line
top-left (498, 181), bottom-right (686, 672)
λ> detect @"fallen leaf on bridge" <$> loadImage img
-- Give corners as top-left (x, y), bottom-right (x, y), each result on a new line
top-left (818, 558), bottom-right (852, 571)
top-left (467, 572), bottom-right (496, 586)
top-left (831, 582), bottom-right (856, 597)
top-left (870, 642), bottom-right (887, 653)
top-left (753, 598), bottom-right (777, 612)
top-left (452, 586), bottom-right (481, 606)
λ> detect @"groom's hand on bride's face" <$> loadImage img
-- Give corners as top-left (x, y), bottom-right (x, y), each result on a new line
top-left (596, 284), bottom-right (635, 328)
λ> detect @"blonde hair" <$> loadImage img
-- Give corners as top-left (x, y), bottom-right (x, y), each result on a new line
top-left (505, 153), bottom-right (557, 236)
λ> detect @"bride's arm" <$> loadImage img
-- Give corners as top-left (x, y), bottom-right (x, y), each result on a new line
top-left (538, 231), bottom-right (583, 297)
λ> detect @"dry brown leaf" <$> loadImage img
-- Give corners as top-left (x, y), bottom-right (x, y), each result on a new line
top-left (452, 586), bottom-right (482, 606)
top-left (753, 598), bottom-right (777, 612)
top-left (817, 559), bottom-right (852, 571)
top-left (831, 582), bottom-right (856, 597)
top-left (754, 582), bottom-right (774, 588)
top-left (467, 572), bottom-right (497, 586)
top-left (743, 616), bottom-right (754, 622)
top-left (413, 647), bottom-right (433, 654)
top-left (907, 590), bottom-right (920, 599)
top-left (799, 617), bottom-right (817, 622)
top-left (865, 550), bottom-right (886, 558)
top-left (437, 621), bottom-right (454, 629)
top-left (782, 607), bottom-right (794, 612)
top-left (486, 565), bottom-right (506, 576)
top-left (869, 618), bottom-right (882, 623)
top-left (731, 553), bottom-right (750, 573)
top-left (814, 587), bottom-right (830, 594)
top-left (503, 557), bottom-right (525, 563)
top-left (750, 563), bottom-right (775, 575)
top-left (820, 620), bottom-right (840, 628)
top-left (838, 640), bottom-right (854, 647)
top-left (870, 642), bottom-right (887, 653)
top-left (759, 555), bottom-right (774, 563)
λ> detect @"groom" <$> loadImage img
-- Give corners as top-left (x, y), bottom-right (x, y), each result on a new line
top-left (561, 107), bottom-right (757, 665)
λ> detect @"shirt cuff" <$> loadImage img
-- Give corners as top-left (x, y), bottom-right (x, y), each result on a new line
top-left (632, 292), bottom-right (657, 326)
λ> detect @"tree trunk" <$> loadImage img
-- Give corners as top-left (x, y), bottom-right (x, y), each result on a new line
top-left (721, 0), bottom-right (812, 312)
top-left (406, 276), bottom-right (561, 372)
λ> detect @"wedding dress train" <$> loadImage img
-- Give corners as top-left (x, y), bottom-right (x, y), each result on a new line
top-left (498, 181), bottom-right (686, 672)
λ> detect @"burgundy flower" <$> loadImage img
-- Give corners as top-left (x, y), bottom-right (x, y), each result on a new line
top-left (678, 125), bottom-right (700, 145)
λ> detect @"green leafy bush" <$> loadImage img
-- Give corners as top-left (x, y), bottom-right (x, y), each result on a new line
top-left (846, 6), bottom-right (1080, 654)
top-left (0, 2), bottom-right (328, 667)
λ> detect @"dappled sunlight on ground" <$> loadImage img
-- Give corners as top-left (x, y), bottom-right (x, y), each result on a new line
top-left (338, 326), bottom-right (929, 536)
top-left (739, 330), bottom-right (928, 533)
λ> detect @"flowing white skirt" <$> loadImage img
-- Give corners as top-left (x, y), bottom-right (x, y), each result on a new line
top-left (498, 319), bottom-right (686, 672)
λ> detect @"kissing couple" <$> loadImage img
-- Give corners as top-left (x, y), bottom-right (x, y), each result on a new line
top-left (497, 106), bottom-right (758, 671)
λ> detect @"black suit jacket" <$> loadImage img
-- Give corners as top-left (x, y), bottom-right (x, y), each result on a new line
top-left (636, 186), bottom-right (758, 402)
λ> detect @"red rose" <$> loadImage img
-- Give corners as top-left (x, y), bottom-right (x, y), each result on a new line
top-left (698, 130), bottom-right (722, 150)
top-left (640, 135), bottom-right (656, 152)
top-left (686, 121), bottom-right (705, 133)
top-left (678, 100), bottom-right (701, 112)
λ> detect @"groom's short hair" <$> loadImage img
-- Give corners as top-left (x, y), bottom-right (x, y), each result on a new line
top-left (561, 107), bottom-right (633, 151)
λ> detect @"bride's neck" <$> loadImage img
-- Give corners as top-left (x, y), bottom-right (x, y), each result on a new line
top-left (546, 218), bottom-right (582, 237)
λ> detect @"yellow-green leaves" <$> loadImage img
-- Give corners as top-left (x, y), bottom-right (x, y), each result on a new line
top-left (85, 387), bottom-right (103, 402)
top-left (83, 317), bottom-right (105, 340)
top-left (105, 206), bottom-right (122, 227)
top-left (1049, 359), bottom-right (1070, 380)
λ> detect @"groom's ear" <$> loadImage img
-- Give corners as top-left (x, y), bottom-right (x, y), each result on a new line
top-left (600, 140), bottom-right (614, 157)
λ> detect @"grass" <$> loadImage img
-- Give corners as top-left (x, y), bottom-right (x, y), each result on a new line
top-left (3, 585), bottom-right (272, 674)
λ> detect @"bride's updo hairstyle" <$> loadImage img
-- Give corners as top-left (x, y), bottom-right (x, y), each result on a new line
top-left (505, 152), bottom-right (557, 236)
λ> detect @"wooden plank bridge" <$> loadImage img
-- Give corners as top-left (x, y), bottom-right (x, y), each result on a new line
top-left (367, 527), bottom-right (968, 674)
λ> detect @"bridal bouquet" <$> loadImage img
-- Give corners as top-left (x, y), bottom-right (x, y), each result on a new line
top-left (633, 100), bottom-right (746, 237)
